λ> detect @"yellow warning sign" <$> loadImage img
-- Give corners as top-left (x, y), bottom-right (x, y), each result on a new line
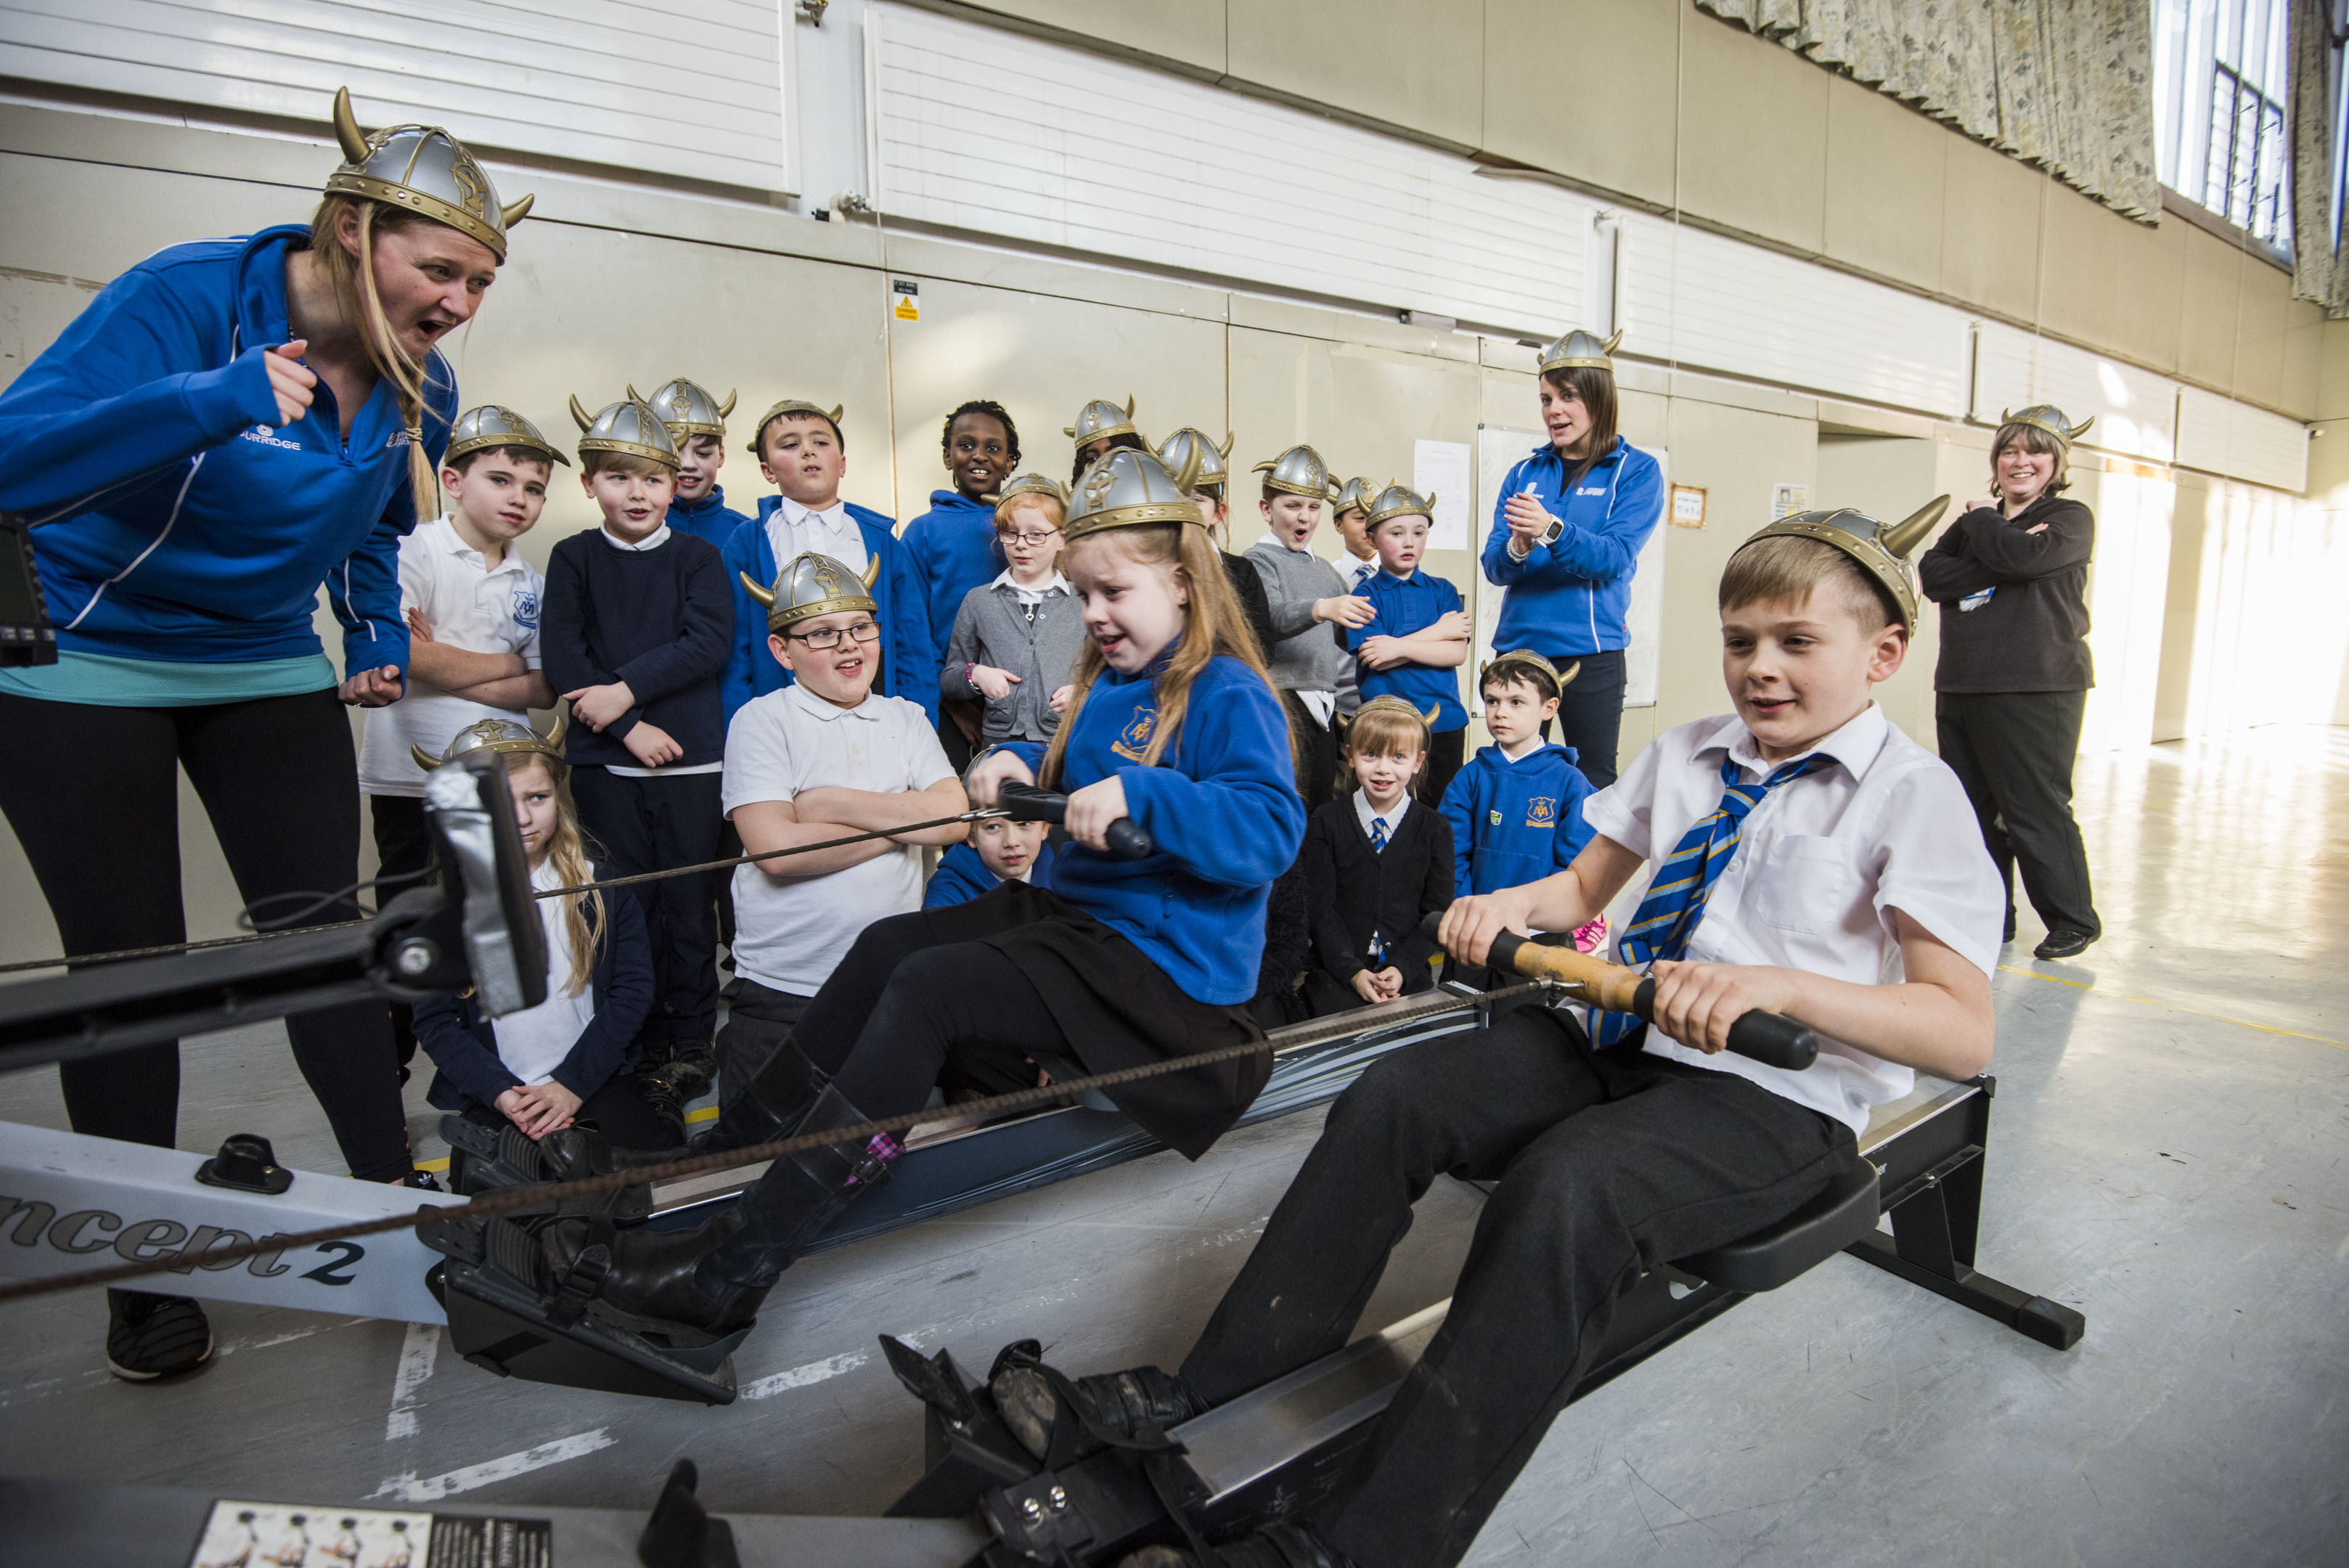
top-left (894, 297), bottom-right (920, 322)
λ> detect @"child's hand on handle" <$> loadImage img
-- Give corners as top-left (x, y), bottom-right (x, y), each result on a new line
top-left (564, 681), bottom-right (636, 731)
top-left (963, 747), bottom-right (1036, 808)
top-left (971, 665), bottom-right (1021, 701)
top-left (621, 722), bottom-right (682, 768)
top-left (1063, 775), bottom-right (1130, 853)
top-left (1437, 891), bottom-right (1536, 968)
top-left (1647, 959), bottom-right (1799, 1056)
top-left (338, 666), bottom-right (404, 706)
top-left (264, 340), bottom-right (317, 427)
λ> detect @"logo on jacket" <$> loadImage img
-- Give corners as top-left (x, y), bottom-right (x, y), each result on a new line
top-left (1524, 796), bottom-right (1558, 828)
top-left (240, 425), bottom-right (301, 452)
top-left (1574, 486), bottom-right (1605, 497)
top-left (1112, 706), bottom-right (1159, 762)
top-left (510, 585), bottom-right (540, 630)
top-left (385, 428), bottom-right (413, 449)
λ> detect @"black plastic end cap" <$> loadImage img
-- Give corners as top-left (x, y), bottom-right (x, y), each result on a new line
top-left (194, 1132), bottom-right (293, 1195)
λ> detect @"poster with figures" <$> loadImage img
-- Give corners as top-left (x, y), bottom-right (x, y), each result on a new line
top-left (189, 1501), bottom-right (550, 1568)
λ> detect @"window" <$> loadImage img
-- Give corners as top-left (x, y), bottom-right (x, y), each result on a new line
top-left (2154, 0), bottom-right (2295, 250)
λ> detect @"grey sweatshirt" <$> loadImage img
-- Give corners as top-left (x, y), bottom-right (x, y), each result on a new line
top-left (1244, 537), bottom-right (1349, 694)
top-left (940, 578), bottom-right (1089, 743)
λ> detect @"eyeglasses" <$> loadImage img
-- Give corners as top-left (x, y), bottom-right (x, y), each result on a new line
top-left (783, 618), bottom-right (881, 650)
top-left (1000, 529), bottom-right (1062, 547)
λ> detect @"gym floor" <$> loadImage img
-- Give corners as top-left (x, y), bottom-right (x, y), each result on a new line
top-left (2, 726), bottom-right (2343, 1566)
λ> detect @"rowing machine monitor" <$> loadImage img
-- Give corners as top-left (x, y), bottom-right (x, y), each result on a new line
top-left (1418, 912), bottom-right (1819, 1071)
top-left (997, 782), bottom-right (1154, 861)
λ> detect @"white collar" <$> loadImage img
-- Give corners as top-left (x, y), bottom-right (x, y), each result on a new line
top-left (1353, 787), bottom-right (1411, 841)
top-left (429, 515), bottom-right (525, 573)
top-left (600, 523), bottom-right (671, 552)
top-left (783, 679), bottom-right (882, 724)
top-left (779, 495), bottom-right (852, 530)
top-left (1699, 702), bottom-right (1889, 783)
top-left (992, 569), bottom-right (1069, 595)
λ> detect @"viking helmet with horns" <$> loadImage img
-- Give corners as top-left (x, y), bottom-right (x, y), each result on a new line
top-left (1252, 444), bottom-right (1341, 502)
top-left (1998, 404), bottom-right (2095, 446)
top-left (1481, 648), bottom-right (1581, 695)
top-left (1540, 327), bottom-right (1624, 377)
top-left (1331, 475), bottom-right (1380, 518)
top-left (994, 473), bottom-right (1073, 522)
top-left (1349, 695), bottom-right (1444, 729)
top-left (327, 87), bottom-right (533, 263)
top-left (740, 551), bottom-right (881, 632)
top-left (571, 396), bottom-right (679, 469)
top-left (751, 399), bottom-right (845, 453)
top-left (1365, 481), bottom-right (1437, 528)
top-left (412, 713), bottom-right (568, 775)
top-left (1736, 495), bottom-right (1952, 634)
top-left (444, 405), bottom-right (569, 469)
top-left (1066, 446), bottom-right (1206, 541)
top-left (1155, 428), bottom-right (1236, 491)
top-left (631, 379), bottom-right (738, 444)
top-left (1065, 396), bottom-right (1140, 448)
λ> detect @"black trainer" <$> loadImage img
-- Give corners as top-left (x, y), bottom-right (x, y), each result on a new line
top-left (106, 1289), bottom-right (213, 1381)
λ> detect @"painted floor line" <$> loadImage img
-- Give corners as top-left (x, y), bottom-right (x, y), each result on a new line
top-left (1997, 965), bottom-right (2343, 1048)
top-left (385, 1321), bottom-right (439, 1442)
top-left (739, 1348), bottom-right (870, 1400)
top-left (373, 1427), bottom-right (616, 1503)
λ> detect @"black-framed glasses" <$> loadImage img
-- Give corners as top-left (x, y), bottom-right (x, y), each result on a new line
top-left (783, 618), bottom-right (881, 650)
top-left (1000, 528), bottom-right (1062, 547)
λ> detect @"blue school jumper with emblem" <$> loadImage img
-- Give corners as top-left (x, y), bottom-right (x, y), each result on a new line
top-left (1003, 656), bottom-right (1303, 1004)
top-left (1345, 567), bottom-right (1469, 732)
top-left (1479, 436), bottom-right (1663, 659)
top-left (667, 486), bottom-right (752, 552)
top-left (1439, 740), bottom-right (1597, 896)
top-left (718, 499), bottom-right (939, 727)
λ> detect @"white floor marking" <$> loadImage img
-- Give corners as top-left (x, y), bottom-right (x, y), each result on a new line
top-left (385, 1321), bottom-right (440, 1440)
top-left (373, 1428), bottom-right (616, 1503)
top-left (739, 1349), bottom-right (870, 1400)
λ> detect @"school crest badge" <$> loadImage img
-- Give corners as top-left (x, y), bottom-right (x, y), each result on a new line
top-left (1524, 796), bottom-right (1558, 828)
top-left (1113, 706), bottom-right (1159, 762)
top-left (509, 584), bottom-right (540, 630)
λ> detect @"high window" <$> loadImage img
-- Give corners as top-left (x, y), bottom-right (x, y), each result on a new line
top-left (2155, 0), bottom-right (2297, 250)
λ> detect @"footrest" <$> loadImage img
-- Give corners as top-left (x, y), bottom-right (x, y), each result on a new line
top-left (439, 1114), bottom-right (653, 1221)
top-left (1675, 1159), bottom-right (1882, 1294)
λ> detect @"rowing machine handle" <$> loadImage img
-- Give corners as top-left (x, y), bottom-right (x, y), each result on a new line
top-left (1423, 914), bottom-right (1820, 1072)
top-left (997, 781), bottom-right (1155, 861)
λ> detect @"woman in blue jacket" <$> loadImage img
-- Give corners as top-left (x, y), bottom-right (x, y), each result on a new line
top-left (0, 89), bottom-right (526, 1379)
top-left (1479, 327), bottom-right (1664, 789)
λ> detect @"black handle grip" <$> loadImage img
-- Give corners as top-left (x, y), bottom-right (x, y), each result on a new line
top-left (997, 783), bottom-right (1155, 862)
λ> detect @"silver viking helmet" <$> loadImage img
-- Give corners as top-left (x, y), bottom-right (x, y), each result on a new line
top-left (994, 473), bottom-right (1072, 523)
top-left (1349, 694), bottom-right (1442, 729)
top-left (1331, 476), bottom-right (1380, 518)
top-left (1066, 446), bottom-right (1206, 542)
top-left (1737, 495), bottom-right (1953, 635)
top-left (1365, 480), bottom-right (1436, 528)
top-left (1481, 648), bottom-right (1581, 694)
top-left (570, 396), bottom-right (679, 469)
top-left (444, 404), bottom-right (569, 469)
top-left (327, 86), bottom-right (532, 263)
top-left (1252, 444), bottom-right (1340, 502)
top-left (752, 399), bottom-right (844, 452)
top-left (740, 550), bottom-right (881, 632)
top-left (1539, 327), bottom-right (1624, 377)
top-left (1156, 428), bottom-right (1235, 491)
top-left (412, 712), bottom-right (567, 775)
top-left (1064, 396), bottom-right (1139, 448)
top-left (630, 380), bottom-right (738, 445)
top-left (1998, 404), bottom-right (2096, 446)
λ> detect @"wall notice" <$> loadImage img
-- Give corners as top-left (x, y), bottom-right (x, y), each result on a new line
top-left (1413, 439), bottom-right (1473, 551)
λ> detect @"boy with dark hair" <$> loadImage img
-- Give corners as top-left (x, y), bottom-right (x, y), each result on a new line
top-left (1441, 650), bottom-right (1596, 934)
top-left (1010, 497), bottom-right (2001, 1568)
top-left (637, 377), bottom-right (749, 551)
top-left (1344, 483), bottom-right (1473, 802)
top-left (719, 399), bottom-right (934, 727)
top-left (542, 397), bottom-right (735, 1127)
top-left (1243, 443), bottom-right (1371, 807)
top-left (904, 399), bottom-right (1020, 767)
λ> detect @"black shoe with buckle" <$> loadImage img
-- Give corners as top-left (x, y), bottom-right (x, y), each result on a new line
top-left (106, 1290), bottom-right (214, 1381)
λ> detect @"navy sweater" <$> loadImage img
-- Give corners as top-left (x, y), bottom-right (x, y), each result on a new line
top-left (542, 530), bottom-right (734, 769)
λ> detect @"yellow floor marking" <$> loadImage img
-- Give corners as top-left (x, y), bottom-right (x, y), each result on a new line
top-left (686, 1105), bottom-right (719, 1123)
top-left (1997, 965), bottom-right (2344, 1049)
top-left (414, 1156), bottom-right (450, 1172)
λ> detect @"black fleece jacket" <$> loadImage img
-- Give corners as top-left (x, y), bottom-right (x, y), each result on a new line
top-left (1919, 493), bottom-right (2094, 693)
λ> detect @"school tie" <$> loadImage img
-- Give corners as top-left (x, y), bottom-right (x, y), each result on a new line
top-left (1368, 817), bottom-right (1389, 854)
top-left (1591, 750), bottom-right (1835, 1045)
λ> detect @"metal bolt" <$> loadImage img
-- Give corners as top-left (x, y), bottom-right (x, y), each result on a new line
top-left (1047, 1485), bottom-right (1068, 1512)
top-left (392, 939), bottom-right (436, 978)
top-left (1020, 1497), bottom-right (1044, 1524)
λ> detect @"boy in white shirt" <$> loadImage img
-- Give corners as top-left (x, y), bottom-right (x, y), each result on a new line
top-left (711, 551), bottom-right (968, 1130)
top-left (358, 407), bottom-right (560, 1069)
top-left (1023, 497), bottom-right (2002, 1568)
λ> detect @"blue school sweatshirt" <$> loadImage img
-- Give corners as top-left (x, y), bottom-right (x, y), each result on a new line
top-left (0, 224), bottom-right (454, 676)
top-left (1345, 567), bottom-right (1468, 732)
top-left (1439, 740), bottom-right (1596, 896)
top-left (719, 498), bottom-right (939, 726)
top-left (666, 485), bottom-right (752, 552)
top-left (922, 838), bottom-right (1058, 908)
top-left (1003, 656), bottom-right (1304, 1004)
top-left (900, 489), bottom-right (1003, 696)
top-left (1480, 436), bottom-right (1663, 659)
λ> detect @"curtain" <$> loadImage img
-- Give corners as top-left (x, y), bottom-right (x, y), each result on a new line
top-left (2287, 0), bottom-right (2349, 314)
top-left (1696, 0), bottom-right (2160, 222)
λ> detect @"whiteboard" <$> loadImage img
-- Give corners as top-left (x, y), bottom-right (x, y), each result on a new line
top-left (1472, 426), bottom-right (1666, 711)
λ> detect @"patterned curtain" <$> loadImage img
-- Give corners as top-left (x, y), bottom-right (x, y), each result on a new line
top-left (2287, 0), bottom-right (2349, 314)
top-left (1696, 0), bottom-right (2159, 221)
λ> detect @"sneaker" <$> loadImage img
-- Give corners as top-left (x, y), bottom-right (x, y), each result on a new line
top-left (1572, 913), bottom-right (1609, 955)
top-left (106, 1290), bottom-right (213, 1381)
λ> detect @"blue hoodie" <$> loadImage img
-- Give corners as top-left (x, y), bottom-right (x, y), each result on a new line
top-left (719, 499), bottom-right (939, 726)
top-left (922, 837), bottom-right (1058, 908)
top-left (0, 225), bottom-right (454, 679)
top-left (666, 485), bottom-right (752, 552)
top-left (1480, 436), bottom-right (1663, 659)
top-left (1004, 656), bottom-right (1303, 1004)
top-left (900, 489), bottom-right (1003, 695)
top-left (1439, 740), bottom-right (1596, 896)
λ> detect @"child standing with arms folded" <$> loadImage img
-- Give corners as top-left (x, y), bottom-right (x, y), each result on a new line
top-left (940, 475), bottom-right (1084, 747)
top-left (1301, 696), bottom-right (1454, 1016)
top-left (1345, 482), bottom-right (1473, 803)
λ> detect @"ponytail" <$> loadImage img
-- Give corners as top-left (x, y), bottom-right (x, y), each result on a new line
top-left (307, 195), bottom-right (444, 523)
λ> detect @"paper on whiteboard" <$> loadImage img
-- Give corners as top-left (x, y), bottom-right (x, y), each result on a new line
top-left (1413, 439), bottom-right (1473, 551)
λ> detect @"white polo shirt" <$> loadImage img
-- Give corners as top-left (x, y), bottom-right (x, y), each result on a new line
top-left (357, 516), bottom-right (545, 798)
top-left (1581, 703), bottom-right (2003, 1135)
top-left (764, 495), bottom-right (867, 574)
top-left (722, 682), bottom-right (956, 996)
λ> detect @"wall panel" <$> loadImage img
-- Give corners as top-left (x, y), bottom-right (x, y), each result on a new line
top-left (1820, 75), bottom-right (1945, 293)
top-left (1971, 323), bottom-right (2178, 465)
top-left (1675, 11), bottom-right (1829, 254)
top-left (1227, 0), bottom-right (1483, 151)
top-left (2176, 386), bottom-right (2309, 492)
top-left (2175, 226), bottom-right (2243, 392)
top-left (1480, 0), bottom-right (1680, 209)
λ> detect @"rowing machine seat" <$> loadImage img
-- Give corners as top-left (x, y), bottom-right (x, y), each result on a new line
top-left (1675, 1158), bottom-right (1881, 1294)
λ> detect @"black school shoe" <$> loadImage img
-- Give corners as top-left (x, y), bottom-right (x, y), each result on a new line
top-left (106, 1289), bottom-right (214, 1381)
top-left (2034, 928), bottom-right (2097, 960)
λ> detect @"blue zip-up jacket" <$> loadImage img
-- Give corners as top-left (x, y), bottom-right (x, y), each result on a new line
top-left (900, 489), bottom-right (1003, 696)
top-left (1344, 567), bottom-right (1469, 732)
top-left (1004, 656), bottom-right (1304, 1004)
top-left (1480, 436), bottom-right (1663, 658)
top-left (666, 485), bottom-right (752, 552)
top-left (719, 498), bottom-right (938, 726)
top-left (412, 880), bottom-right (651, 1113)
top-left (1439, 740), bottom-right (1597, 896)
top-left (922, 838), bottom-right (1058, 908)
top-left (0, 224), bottom-right (454, 671)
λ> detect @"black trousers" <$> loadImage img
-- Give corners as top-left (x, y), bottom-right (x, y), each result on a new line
top-left (368, 794), bottom-right (436, 1067)
top-left (1936, 690), bottom-right (2099, 938)
top-left (712, 976), bottom-right (812, 1110)
top-left (1542, 647), bottom-right (1626, 790)
top-left (569, 767), bottom-right (724, 1048)
top-left (0, 689), bottom-right (411, 1180)
top-left (1420, 727), bottom-right (1466, 804)
top-left (1281, 690), bottom-right (1340, 809)
top-left (1181, 1009), bottom-right (1852, 1568)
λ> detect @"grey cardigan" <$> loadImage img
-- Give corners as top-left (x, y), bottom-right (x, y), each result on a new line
top-left (1243, 537), bottom-right (1348, 693)
top-left (940, 577), bottom-right (1089, 743)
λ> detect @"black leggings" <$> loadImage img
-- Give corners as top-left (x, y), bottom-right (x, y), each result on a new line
top-left (1544, 646), bottom-right (1626, 790)
top-left (0, 689), bottom-right (411, 1180)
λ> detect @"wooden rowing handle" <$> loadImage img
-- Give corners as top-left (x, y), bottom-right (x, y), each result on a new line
top-left (1419, 912), bottom-right (1820, 1071)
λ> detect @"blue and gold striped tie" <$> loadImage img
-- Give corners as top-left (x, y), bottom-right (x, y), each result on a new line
top-left (1592, 751), bottom-right (1834, 1045)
